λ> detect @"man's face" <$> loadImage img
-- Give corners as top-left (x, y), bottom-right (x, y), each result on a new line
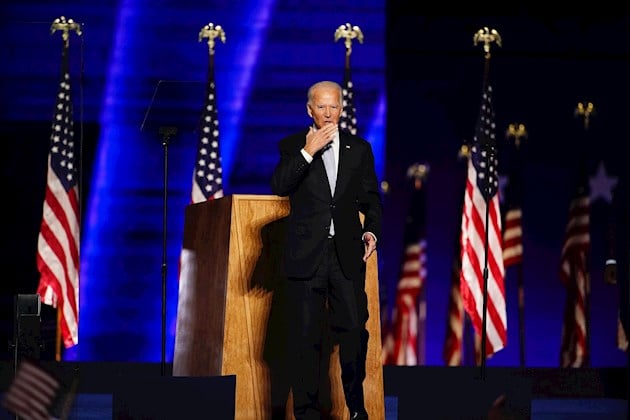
top-left (307, 86), bottom-right (342, 129)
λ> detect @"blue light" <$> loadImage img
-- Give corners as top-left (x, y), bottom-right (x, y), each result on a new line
top-left (67, 0), bottom-right (280, 362)
top-left (366, 90), bottom-right (386, 181)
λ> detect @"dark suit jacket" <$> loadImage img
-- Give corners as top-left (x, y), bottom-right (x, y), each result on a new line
top-left (270, 127), bottom-right (382, 281)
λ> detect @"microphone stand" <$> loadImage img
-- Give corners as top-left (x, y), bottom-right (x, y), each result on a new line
top-left (141, 79), bottom-right (205, 376)
top-left (159, 126), bottom-right (177, 376)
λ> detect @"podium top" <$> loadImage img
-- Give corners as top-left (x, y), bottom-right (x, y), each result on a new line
top-left (187, 194), bottom-right (288, 207)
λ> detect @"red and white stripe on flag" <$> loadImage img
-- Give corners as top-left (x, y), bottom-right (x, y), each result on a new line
top-left (502, 208), bottom-right (523, 267)
top-left (380, 318), bottom-right (395, 365)
top-left (443, 270), bottom-right (464, 366)
top-left (460, 158), bottom-right (507, 357)
top-left (559, 193), bottom-right (590, 367)
top-left (2, 359), bottom-right (60, 420)
top-left (389, 240), bottom-right (426, 365)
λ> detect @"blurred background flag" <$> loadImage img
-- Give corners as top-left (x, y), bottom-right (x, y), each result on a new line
top-left (502, 126), bottom-right (524, 268)
top-left (443, 245), bottom-right (464, 366)
top-left (503, 123), bottom-right (526, 366)
top-left (36, 18), bottom-right (82, 350)
top-left (383, 163), bottom-right (428, 365)
top-left (559, 161), bottom-right (591, 367)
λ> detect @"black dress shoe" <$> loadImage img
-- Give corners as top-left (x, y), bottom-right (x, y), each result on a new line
top-left (350, 410), bottom-right (368, 419)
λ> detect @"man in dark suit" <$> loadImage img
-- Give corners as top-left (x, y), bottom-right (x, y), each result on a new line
top-left (271, 80), bottom-right (382, 420)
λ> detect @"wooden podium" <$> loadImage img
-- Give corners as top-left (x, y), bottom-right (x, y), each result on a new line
top-left (173, 194), bottom-right (384, 419)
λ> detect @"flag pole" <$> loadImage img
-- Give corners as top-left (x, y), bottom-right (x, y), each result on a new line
top-left (56, 309), bottom-right (62, 361)
top-left (472, 27), bottom-right (501, 379)
top-left (200, 22), bottom-right (226, 70)
top-left (335, 23), bottom-right (362, 135)
top-left (410, 163), bottom-right (430, 365)
top-left (50, 16), bottom-right (82, 362)
top-left (506, 123), bottom-right (527, 367)
top-left (172, 23), bottom-right (227, 378)
top-left (575, 101), bottom-right (595, 365)
top-left (51, 16), bottom-right (81, 50)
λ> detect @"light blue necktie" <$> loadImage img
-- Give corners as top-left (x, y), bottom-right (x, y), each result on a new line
top-left (322, 143), bottom-right (337, 236)
top-left (322, 143), bottom-right (337, 195)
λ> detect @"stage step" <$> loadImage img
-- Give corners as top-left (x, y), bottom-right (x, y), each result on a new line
top-left (531, 398), bottom-right (627, 420)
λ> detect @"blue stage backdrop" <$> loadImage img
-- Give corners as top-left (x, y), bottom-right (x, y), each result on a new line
top-left (2, 0), bottom-right (386, 362)
top-left (1, 3), bottom-right (628, 368)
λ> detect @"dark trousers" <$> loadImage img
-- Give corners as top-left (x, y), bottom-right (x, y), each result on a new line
top-left (286, 238), bottom-right (369, 420)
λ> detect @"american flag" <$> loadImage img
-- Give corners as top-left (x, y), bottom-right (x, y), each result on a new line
top-left (36, 41), bottom-right (80, 349)
top-left (502, 141), bottom-right (527, 365)
top-left (502, 210), bottom-right (523, 266)
top-left (383, 166), bottom-right (428, 365)
top-left (502, 152), bottom-right (523, 267)
top-left (339, 59), bottom-right (357, 135)
top-left (559, 164), bottom-right (590, 367)
top-left (443, 146), bottom-right (469, 366)
top-left (459, 84), bottom-right (507, 357)
top-left (444, 242), bottom-right (484, 366)
top-left (2, 359), bottom-right (60, 420)
top-left (191, 57), bottom-right (223, 203)
top-left (443, 252), bottom-right (464, 366)
top-left (380, 316), bottom-right (394, 365)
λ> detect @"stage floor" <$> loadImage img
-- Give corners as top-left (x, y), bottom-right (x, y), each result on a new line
top-left (1, 363), bottom-right (627, 419)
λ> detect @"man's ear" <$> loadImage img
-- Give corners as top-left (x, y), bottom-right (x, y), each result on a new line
top-left (306, 105), bottom-right (313, 118)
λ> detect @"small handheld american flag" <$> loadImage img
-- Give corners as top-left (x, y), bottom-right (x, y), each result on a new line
top-left (2, 359), bottom-right (60, 420)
